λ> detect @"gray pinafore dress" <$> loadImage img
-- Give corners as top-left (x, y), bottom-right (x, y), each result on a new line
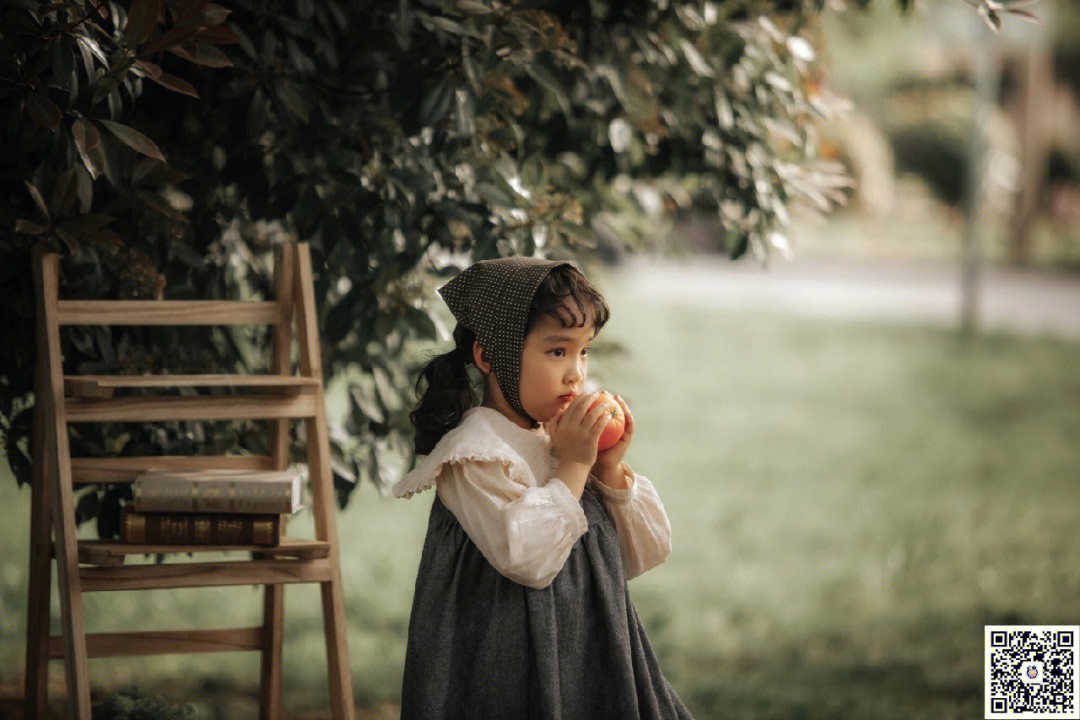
top-left (398, 458), bottom-right (696, 719)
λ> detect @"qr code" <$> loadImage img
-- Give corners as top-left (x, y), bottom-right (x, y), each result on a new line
top-left (986, 625), bottom-right (1079, 718)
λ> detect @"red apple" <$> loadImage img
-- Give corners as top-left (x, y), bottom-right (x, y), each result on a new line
top-left (588, 391), bottom-right (626, 451)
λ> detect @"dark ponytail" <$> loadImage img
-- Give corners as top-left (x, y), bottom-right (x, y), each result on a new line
top-left (409, 323), bottom-right (480, 455)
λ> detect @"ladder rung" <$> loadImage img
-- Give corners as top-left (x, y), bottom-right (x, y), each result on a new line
top-left (65, 374), bottom-right (319, 399)
top-left (73, 537), bottom-right (330, 566)
top-left (64, 394), bottom-right (317, 422)
top-left (56, 300), bottom-right (282, 325)
top-left (70, 455), bottom-right (277, 484)
top-left (79, 557), bottom-right (333, 591)
top-left (48, 627), bottom-right (264, 659)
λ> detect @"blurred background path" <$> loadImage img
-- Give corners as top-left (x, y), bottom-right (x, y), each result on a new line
top-left (622, 253), bottom-right (1080, 340)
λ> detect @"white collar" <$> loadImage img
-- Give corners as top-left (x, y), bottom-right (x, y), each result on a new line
top-left (464, 405), bottom-right (549, 444)
top-left (392, 405), bottom-right (550, 499)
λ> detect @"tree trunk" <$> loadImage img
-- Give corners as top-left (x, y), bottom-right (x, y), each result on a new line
top-left (1009, 49), bottom-right (1054, 267)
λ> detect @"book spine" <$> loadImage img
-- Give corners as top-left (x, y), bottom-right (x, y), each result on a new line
top-left (120, 510), bottom-right (283, 546)
top-left (133, 478), bottom-right (298, 514)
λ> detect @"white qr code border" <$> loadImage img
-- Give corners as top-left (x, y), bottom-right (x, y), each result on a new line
top-left (986, 625), bottom-right (1080, 719)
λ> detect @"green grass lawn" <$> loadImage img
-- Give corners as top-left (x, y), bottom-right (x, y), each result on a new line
top-left (2, 265), bottom-right (1079, 719)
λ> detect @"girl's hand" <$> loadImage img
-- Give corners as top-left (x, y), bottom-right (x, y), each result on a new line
top-left (544, 392), bottom-right (612, 468)
top-left (593, 393), bottom-right (633, 474)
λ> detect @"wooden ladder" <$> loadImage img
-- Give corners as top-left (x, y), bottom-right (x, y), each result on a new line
top-left (24, 242), bottom-right (355, 720)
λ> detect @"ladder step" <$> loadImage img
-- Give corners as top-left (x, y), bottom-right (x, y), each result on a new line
top-left (64, 394), bottom-right (317, 422)
top-left (48, 627), bottom-right (264, 659)
top-left (56, 300), bottom-right (282, 325)
top-left (79, 557), bottom-right (333, 591)
top-left (74, 537), bottom-right (330, 566)
top-left (70, 455), bottom-right (278, 484)
top-left (65, 374), bottom-right (319, 399)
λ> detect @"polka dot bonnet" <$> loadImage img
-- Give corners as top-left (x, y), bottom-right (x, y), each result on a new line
top-left (437, 256), bottom-right (576, 427)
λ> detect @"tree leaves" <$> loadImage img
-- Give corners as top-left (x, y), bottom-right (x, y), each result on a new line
top-left (169, 41), bottom-right (233, 67)
top-left (25, 181), bottom-right (50, 220)
top-left (141, 24), bottom-right (201, 54)
top-left (72, 118), bottom-right (106, 179)
top-left (0, 0), bottom-right (1042, 517)
top-left (125, 0), bottom-right (164, 46)
top-left (135, 60), bottom-right (200, 98)
top-left (25, 93), bottom-right (62, 131)
top-left (99, 119), bottom-right (167, 162)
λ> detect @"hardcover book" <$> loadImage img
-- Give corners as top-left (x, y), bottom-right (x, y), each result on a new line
top-left (132, 469), bottom-right (303, 514)
top-left (119, 509), bottom-right (283, 546)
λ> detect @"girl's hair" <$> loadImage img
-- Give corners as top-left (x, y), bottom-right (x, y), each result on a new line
top-left (409, 263), bottom-right (610, 455)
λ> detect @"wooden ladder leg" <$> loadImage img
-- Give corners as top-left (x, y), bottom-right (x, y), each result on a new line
top-left (34, 247), bottom-right (92, 719)
top-left (257, 241), bottom-right (294, 720)
top-left (259, 583), bottom-right (284, 720)
top-left (293, 243), bottom-right (355, 720)
top-left (309, 407), bottom-right (355, 720)
top-left (50, 488), bottom-right (92, 719)
top-left (25, 359), bottom-right (54, 720)
top-left (319, 573), bottom-right (353, 720)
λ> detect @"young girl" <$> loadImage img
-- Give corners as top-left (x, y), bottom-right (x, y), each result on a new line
top-left (393, 256), bottom-right (694, 719)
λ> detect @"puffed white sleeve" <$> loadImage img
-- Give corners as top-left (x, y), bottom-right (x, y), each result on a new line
top-left (589, 464), bottom-right (672, 581)
top-left (435, 459), bottom-right (589, 590)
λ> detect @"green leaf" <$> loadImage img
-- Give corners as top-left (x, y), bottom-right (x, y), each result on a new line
top-left (193, 24), bottom-right (241, 44)
top-left (176, 0), bottom-right (213, 24)
top-left (523, 63), bottom-right (570, 116)
top-left (14, 219), bottom-right (46, 235)
top-left (680, 38), bottom-right (715, 77)
top-left (74, 164), bottom-right (93, 211)
top-left (350, 383), bottom-right (385, 424)
top-left (169, 41), bottom-right (233, 67)
top-left (199, 3), bottom-right (231, 24)
top-left (51, 168), bottom-right (77, 215)
top-left (54, 227), bottom-right (80, 253)
top-left (285, 37), bottom-right (314, 73)
top-left (25, 93), bottom-right (62, 132)
top-left (977, 3), bottom-right (1002, 33)
top-left (24, 180), bottom-right (49, 219)
top-left (418, 77), bottom-right (452, 127)
top-left (371, 364), bottom-right (398, 409)
top-left (455, 1), bottom-right (493, 15)
top-left (1005, 7), bottom-right (1041, 23)
top-left (475, 184), bottom-right (506, 208)
top-left (133, 58), bottom-right (162, 80)
top-left (137, 62), bottom-right (199, 98)
top-left (141, 23), bottom-right (201, 54)
top-left (99, 119), bottom-right (166, 162)
top-left (156, 71), bottom-right (200, 98)
top-left (276, 83), bottom-right (309, 123)
top-left (71, 119), bottom-right (106, 179)
top-left (125, 0), bottom-right (163, 47)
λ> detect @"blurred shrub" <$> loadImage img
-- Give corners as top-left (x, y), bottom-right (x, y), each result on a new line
top-left (92, 686), bottom-right (201, 720)
top-left (888, 120), bottom-right (969, 205)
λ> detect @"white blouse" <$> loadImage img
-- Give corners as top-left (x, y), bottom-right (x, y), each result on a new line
top-left (393, 406), bottom-right (672, 589)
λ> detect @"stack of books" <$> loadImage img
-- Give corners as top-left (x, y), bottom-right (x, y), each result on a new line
top-left (119, 469), bottom-right (305, 547)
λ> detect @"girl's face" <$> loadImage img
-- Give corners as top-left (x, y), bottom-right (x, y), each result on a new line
top-left (517, 308), bottom-right (596, 425)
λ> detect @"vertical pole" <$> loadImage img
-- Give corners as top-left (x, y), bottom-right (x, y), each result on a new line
top-left (293, 243), bottom-right (356, 720)
top-left (960, 36), bottom-right (997, 334)
top-left (25, 250), bottom-right (54, 717)
top-left (33, 247), bottom-right (92, 718)
top-left (259, 244), bottom-right (296, 720)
